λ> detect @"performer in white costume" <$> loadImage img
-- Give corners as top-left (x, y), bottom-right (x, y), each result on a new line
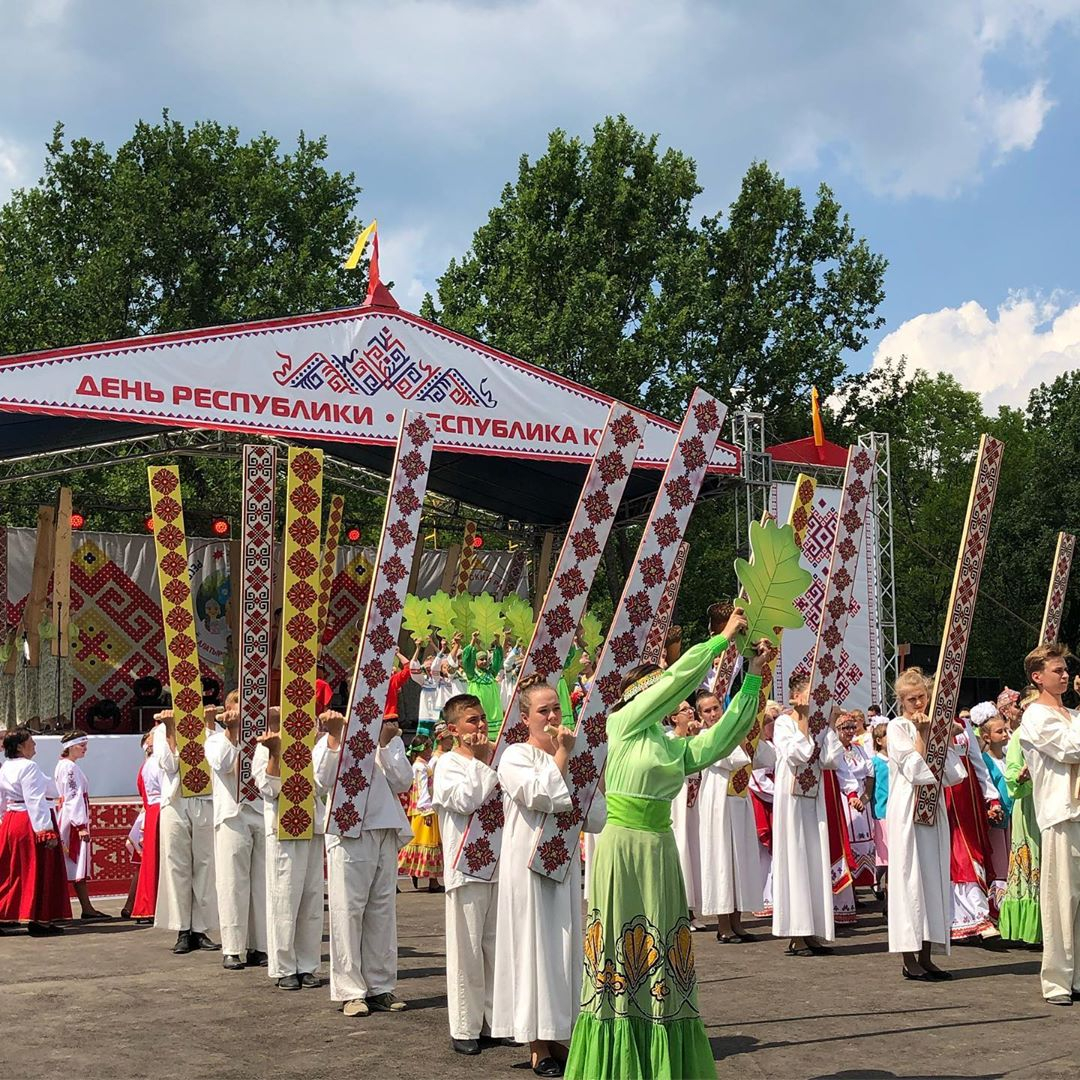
top-left (432, 693), bottom-right (512, 1056)
top-left (315, 711), bottom-right (413, 1017)
top-left (54, 732), bottom-right (110, 919)
top-left (153, 710), bottom-right (219, 953)
top-left (771, 672), bottom-right (844, 955)
top-left (205, 701), bottom-right (268, 970)
top-left (490, 677), bottom-right (606, 1076)
top-left (835, 713), bottom-right (877, 887)
top-left (695, 691), bottom-right (763, 941)
top-left (666, 699), bottom-right (704, 928)
top-left (886, 667), bottom-right (967, 981)
top-left (1018, 642), bottom-right (1080, 1005)
top-left (251, 707), bottom-right (325, 991)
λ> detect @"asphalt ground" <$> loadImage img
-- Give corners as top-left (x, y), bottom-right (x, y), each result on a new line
top-left (3, 889), bottom-right (1078, 1080)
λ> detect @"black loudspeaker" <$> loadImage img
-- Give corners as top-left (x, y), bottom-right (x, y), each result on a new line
top-left (900, 643), bottom-right (938, 674)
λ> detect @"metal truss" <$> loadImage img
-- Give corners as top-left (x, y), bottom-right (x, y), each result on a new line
top-left (859, 431), bottom-right (899, 708)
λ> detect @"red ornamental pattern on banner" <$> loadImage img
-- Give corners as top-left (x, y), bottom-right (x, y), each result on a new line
top-left (147, 466), bottom-right (209, 796)
top-left (792, 447), bottom-right (876, 798)
top-left (727, 473), bottom-right (817, 798)
top-left (1040, 532), bottom-right (1076, 645)
top-left (316, 495), bottom-right (346, 647)
top-left (237, 446), bottom-right (277, 802)
top-left (528, 390), bottom-right (728, 883)
top-left (641, 541), bottom-right (690, 665)
top-left (328, 412), bottom-right (434, 838)
top-left (453, 404), bottom-right (646, 880)
top-left (916, 435), bottom-right (1005, 827)
top-left (276, 448), bottom-right (324, 840)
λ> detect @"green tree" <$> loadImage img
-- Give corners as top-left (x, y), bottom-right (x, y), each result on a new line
top-left (0, 114), bottom-right (368, 529)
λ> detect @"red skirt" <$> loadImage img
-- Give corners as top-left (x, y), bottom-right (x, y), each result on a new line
top-left (0, 811), bottom-right (73, 923)
top-left (131, 802), bottom-right (161, 918)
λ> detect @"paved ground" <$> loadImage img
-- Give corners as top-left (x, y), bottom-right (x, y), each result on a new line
top-left (4, 890), bottom-right (1079, 1080)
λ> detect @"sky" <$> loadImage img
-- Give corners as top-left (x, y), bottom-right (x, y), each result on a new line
top-left (3, 0), bottom-right (1080, 413)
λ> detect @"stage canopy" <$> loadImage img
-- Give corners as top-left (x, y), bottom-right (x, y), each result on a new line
top-left (0, 289), bottom-right (740, 525)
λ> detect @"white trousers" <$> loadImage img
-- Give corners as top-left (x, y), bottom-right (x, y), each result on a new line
top-left (214, 805), bottom-right (267, 956)
top-left (155, 797), bottom-right (218, 934)
top-left (326, 829), bottom-right (400, 1002)
top-left (266, 832), bottom-right (325, 979)
top-left (445, 882), bottom-right (498, 1040)
top-left (1039, 820), bottom-right (1080, 999)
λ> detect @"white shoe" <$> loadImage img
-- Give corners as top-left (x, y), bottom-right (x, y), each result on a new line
top-left (980, 926), bottom-right (1001, 940)
top-left (343, 999), bottom-right (370, 1017)
top-left (690, 918), bottom-right (707, 931)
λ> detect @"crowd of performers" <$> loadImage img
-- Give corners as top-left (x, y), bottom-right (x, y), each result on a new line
top-left (3, 616), bottom-right (1080, 1077)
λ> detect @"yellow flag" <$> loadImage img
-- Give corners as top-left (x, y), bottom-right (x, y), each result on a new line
top-left (343, 219), bottom-right (378, 270)
top-left (811, 386), bottom-right (825, 448)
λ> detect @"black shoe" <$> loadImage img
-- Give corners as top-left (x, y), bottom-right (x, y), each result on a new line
top-left (27, 922), bottom-right (64, 937)
top-left (785, 942), bottom-right (813, 957)
top-left (451, 1038), bottom-right (480, 1056)
top-left (924, 968), bottom-right (952, 981)
top-left (222, 954), bottom-right (246, 970)
top-left (807, 943), bottom-right (834, 955)
top-left (902, 967), bottom-right (932, 981)
top-left (191, 932), bottom-right (221, 951)
top-left (717, 932), bottom-right (739, 943)
top-left (532, 1058), bottom-right (563, 1078)
top-left (172, 931), bottom-right (193, 954)
top-left (479, 1035), bottom-right (519, 1047)
top-left (299, 972), bottom-right (322, 989)
top-left (246, 949), bottom-right (268, 967)
top-left (277, 973), bottom-right (301, 990)
top-left (135, 918), bottom-right (153, 926)
top-left (120, 907), bottom-right (132, 919)
top-left (733, 930), bottom-right (758, 942)
top-left (80, 910), bottom-right (113, 922)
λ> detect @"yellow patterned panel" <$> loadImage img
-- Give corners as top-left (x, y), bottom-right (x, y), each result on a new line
top-left (147, 466), bottom-right (209, 797)
top-left (277, 448), bottom-right (324, 841)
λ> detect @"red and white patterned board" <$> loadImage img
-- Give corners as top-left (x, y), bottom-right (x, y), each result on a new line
top-left (147, 466), bottom-right (210, 798)
top-left (455, 521), bottom-right (478, 595)
top-left (237, 445), bottom-right (277, 802)
top-left (316, 495), bottom-right (346, 650)
top-left (1040, 531), bottom-right (1076, 645)
top-left (327, 412), bottom-right (434, 837)
top-left (452, 404), bottom-right (646, 880)
top-left (727, 473), bottom-right (816, 797)
top-left (529, 390), bottom-right (728, 882)
top-left (641, 541), bottom-right (690, 665)
top-left (916, 435), bottom-right (1005, 826)
top-left (793, 446), bottom-right (876, 799)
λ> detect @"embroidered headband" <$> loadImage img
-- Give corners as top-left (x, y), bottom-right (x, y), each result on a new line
top-left (61, 733), bottom-right (88, 749)
top-left (621, 669), bottom-right (665, 704)
top-left (996, 687), bottom-right (1020, 710)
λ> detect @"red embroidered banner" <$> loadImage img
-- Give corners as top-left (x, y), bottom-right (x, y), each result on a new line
top-left (1040, 531), bottom-right (1076, 645)
top-left (641, 541), bottom-right (690, 665)
top-left (528, 390), bottom-right (728, 882)
top-left (916, 435), bottom-right (1005, 826)
top-left (327, 412), bottom-right (434, 837)
top-left (452, 404), bottom-right (645, 880)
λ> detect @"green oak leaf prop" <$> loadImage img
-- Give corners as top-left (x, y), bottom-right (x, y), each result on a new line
top-left (401, 594), bottom-right (432, 646)
top-left (503, 594), bottom-right (536, 646)
top-left (471, 593), bottom-right (505, 646)
top-left (563, 610), bottom-right (605, 683)
top-left (451, 591), bottom-right (475, 638)
top-left (426, 590), bottom-right (457, 643)
top-left (733, 519), bottom-right (812, 652)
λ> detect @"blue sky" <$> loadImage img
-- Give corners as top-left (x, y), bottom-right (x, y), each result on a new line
top-left (2, 0), bottom-right (1079, 411)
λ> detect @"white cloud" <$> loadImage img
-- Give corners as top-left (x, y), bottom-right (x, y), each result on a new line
top-left (0, 135), bottom-right (30, 203)
top-left (987, 79), bottom-right (1054, 155)
top-left (872, 293), bottom-right (1080, 411)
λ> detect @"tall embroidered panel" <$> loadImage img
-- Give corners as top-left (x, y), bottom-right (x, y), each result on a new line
top-left (147, 466), bottom-right (209, 797)
top-left (237, 446), bottom-right (277, 802)
top-left (916, 435), bottom-right (1005, 826)
top-left (1040, 532), bottom-right (1076, 645)
top-left (327, 412), bottom-right (434, 838)
top-left (276, 448), bottom-right (324, 840)
top-left (528, 391), bottom-right (728, 882)
top-left (316, 495), bottom-right (346, 650)
top-left (452, 404), bottom-right (645, 881)
top-left (641, 542), bottom-right (690, 665)
top-left (455, 521), bottom-right (478, 595)
top-left (792, 447), bottom-right (877, 799)
top-left (727, 474), bottom-right (816, 797)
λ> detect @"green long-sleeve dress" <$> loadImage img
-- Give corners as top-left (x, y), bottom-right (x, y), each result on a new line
top-left (462, 643), bottom-right (504, 740)
top-left (997, 729), bottom-right (1042, 944)
top-left (564, 635), bottom-right (761, 1080)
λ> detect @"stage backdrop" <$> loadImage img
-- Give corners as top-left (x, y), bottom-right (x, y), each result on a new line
top-left (0, 526), bottom-right (525, 730)
top-left (770, 480), bottom-right (882, 712)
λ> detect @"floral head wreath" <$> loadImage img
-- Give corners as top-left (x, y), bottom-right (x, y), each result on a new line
top-left (621, 669), bottom-right (664, 704)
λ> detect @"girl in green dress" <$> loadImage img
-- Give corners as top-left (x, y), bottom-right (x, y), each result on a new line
top-left (998, 717), bottom-right (1042, 945)
top-left (564, 611), bottom-right (772, 1080)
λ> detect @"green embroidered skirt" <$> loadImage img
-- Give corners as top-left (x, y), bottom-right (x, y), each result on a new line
top-left (565, 812), bottom-right (716, 1080)
top-left (998, 796), bottom-right (1042, 944)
